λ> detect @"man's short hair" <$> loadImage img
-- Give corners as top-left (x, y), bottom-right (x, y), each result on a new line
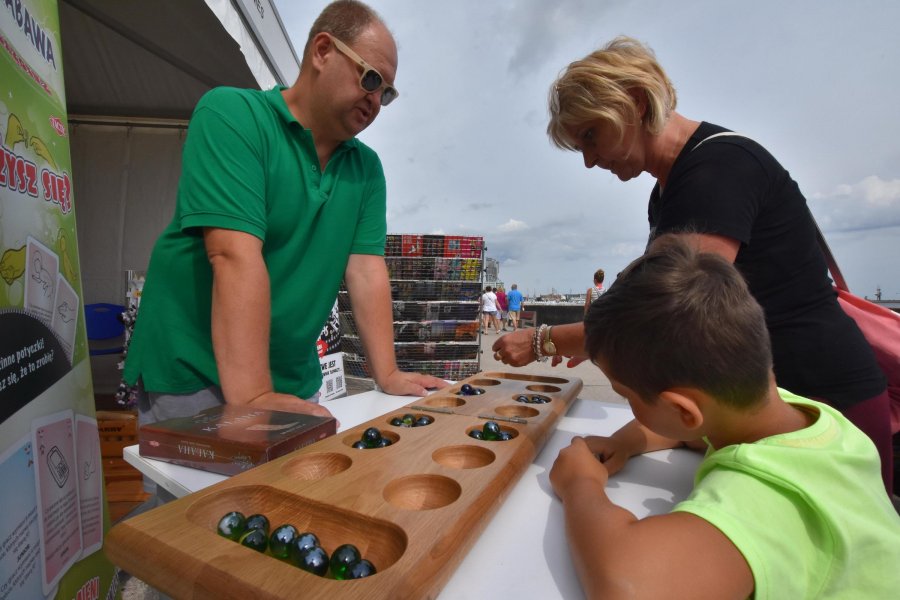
top-left (511, 284), bottom-right (518, 289)
top-left (584, 236), bottom-right (772, 408)
top-left (303, 0), bottom-right (382, 59)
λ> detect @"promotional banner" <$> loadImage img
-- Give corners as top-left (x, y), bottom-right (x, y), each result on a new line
top-left (317, 300), bottom-right (345, 401)
top-left (1, 1), bottom-right (120, 598)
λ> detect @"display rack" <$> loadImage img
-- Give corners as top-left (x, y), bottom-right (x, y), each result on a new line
top-left (341, 234), bottom-right (484, 388)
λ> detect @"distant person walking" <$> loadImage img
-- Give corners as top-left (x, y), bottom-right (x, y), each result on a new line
top-left (506, 284), bottom-right (524, 330)
top-left (496, 286), bottom-right (509, 330)
top-left (584, 268), bottom-right (605, 315)
top-left (481, 286), bottom-right (500, 333)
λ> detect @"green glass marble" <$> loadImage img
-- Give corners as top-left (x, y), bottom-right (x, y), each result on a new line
top-left (346, 558), bottom-right (377, 579)
top-left (329, 544), bottom-right (361, 580)
top-left (401, 413), bottom-right (415, 426)
top-left (239, 528), bottom-right (268, 553)
top-left (362, 427), bottom-right (382, 448)
top-left (245, 513), bottom-right (270, 536)
top-left (295, 545), bottom-right (329, 576)
top-left (483, 421), bottom-right (501, 441)
top-left (269, 524), bottom-right (299, 559)
top-left (216, 511), bottom-right (247, 541)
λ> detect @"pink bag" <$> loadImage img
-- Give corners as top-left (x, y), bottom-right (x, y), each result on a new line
top-left (811, 214), bottom-right (900, 434)
top-left (833, 288), bottom-right (900, 433)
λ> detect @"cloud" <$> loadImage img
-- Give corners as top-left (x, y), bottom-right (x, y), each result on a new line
top-left (810, 175), bottom-right (900, 232)
top-left (498, 219), bottom-right (530, 232)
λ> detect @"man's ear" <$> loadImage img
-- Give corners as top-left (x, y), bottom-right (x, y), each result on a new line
top-left (309, 32), bottom-right (333, 70)
top-left (659, 389), bottom-right (704, 432)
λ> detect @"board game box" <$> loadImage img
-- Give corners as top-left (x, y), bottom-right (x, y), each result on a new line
top-left (139, 405), bottom-right (336, 476)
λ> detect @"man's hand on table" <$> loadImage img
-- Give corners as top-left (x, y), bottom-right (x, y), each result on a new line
top-left (378, 370), bottom-right (448, 397)
top-left (245, 392), bottom-right (335, 419)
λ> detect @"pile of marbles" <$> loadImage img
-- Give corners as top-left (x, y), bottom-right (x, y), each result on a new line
top-left (468, 420), bottom-right (513, 441)
top-left (458, 383), bottom-right (485, 396)
top-left (389, 413), bottom-right (434, 427)
top-left (515, 394), bottom-right (550, 404)
top-left (352, 427), bottom-right (393, 449)
top-left (216, 511), bottom-right (376, 579)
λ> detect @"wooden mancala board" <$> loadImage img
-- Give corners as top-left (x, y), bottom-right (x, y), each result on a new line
top-left (104, 371), bottom-right (583, 599)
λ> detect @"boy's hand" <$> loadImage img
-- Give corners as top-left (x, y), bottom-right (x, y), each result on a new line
top-left (581, 435), bottom-right (633, 476)
top-left (550, 437), bottom-right (609, 499)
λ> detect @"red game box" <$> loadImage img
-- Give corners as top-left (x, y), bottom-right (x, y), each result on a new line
top-left (139, 406), bottom-right (336, 476)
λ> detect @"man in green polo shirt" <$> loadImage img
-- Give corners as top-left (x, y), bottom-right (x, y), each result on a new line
top-left (124, 0), bottom-right (446, 427)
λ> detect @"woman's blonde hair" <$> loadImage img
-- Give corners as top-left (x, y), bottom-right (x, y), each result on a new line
top-left (547, 36), bottom-right (677, 151)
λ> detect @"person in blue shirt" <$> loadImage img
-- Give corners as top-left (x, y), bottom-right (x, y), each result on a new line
top-left (505, 284), bottom-right (524, 330)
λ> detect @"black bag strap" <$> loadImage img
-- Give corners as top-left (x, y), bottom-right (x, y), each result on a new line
top-left (691, 131), bottom-right (850, 293)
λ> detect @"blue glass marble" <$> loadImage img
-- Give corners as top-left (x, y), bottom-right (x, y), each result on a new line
top-left (295, 545), bottom-right (329, 576)
top-left (244, 513), bottom-right (270, 536)
top-left (347, 558), bottom-right (377, 579)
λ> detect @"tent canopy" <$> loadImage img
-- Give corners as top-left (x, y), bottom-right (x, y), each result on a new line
top-left (61, 0), bottom-right (300, 305)
top-left (60, 0), bottom-right (298, 119)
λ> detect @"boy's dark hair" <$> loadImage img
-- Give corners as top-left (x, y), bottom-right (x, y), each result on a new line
top-left (304, 0), bottom-right (382, 58)
top-left (584, 236), bottom-right (772, 408)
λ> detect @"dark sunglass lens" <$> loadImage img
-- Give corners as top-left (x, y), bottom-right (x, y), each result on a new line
top-left (360, 69), bottom-right (382, 92)
top-left (380, 87), bottom-right (398, 106)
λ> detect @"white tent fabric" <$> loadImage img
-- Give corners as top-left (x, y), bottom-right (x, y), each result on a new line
top-left (63, 0), bottom-right (299, 304)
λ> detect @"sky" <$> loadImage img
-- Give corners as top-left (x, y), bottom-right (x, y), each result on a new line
top-left (272, 0), bottom-right (900, 299)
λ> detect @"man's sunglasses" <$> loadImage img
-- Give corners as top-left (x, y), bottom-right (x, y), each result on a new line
top-left (328, 34), bottom-right (399, 107)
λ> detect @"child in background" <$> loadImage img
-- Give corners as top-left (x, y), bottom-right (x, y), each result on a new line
top-left (549, 236), bottom-right (900, 599)
top-left (583, 268), bottom-right (604, 315)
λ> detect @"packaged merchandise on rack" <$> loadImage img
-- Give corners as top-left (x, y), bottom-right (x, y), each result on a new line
top-left (341, 234), bottom-right (484, 385)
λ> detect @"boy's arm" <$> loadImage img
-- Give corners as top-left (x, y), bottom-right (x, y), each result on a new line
top-left (551, 438), bottom-right (754, 599)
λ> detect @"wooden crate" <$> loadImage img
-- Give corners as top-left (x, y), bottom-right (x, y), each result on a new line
top-left (97, 411), bottom-right (147, 504)
top-left (104, 372), bottom-right (582, 599)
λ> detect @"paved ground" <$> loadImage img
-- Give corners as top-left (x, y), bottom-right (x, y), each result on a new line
top-left (478, 328), bottom-right (626, 405)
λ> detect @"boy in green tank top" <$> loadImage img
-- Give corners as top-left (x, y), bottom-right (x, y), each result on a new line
top-left (550, 236), bottom-right (900, 599)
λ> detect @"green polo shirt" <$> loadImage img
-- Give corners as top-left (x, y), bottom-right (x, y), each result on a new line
top-left (124, 86), bottom-right (386, 399)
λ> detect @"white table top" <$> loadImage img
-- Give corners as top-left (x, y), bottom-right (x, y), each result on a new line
top-left (123, 390), bottom-right (702, 599)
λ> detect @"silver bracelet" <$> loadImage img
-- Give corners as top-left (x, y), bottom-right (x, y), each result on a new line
top-left (533, 324), bottom-right (548, 362)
